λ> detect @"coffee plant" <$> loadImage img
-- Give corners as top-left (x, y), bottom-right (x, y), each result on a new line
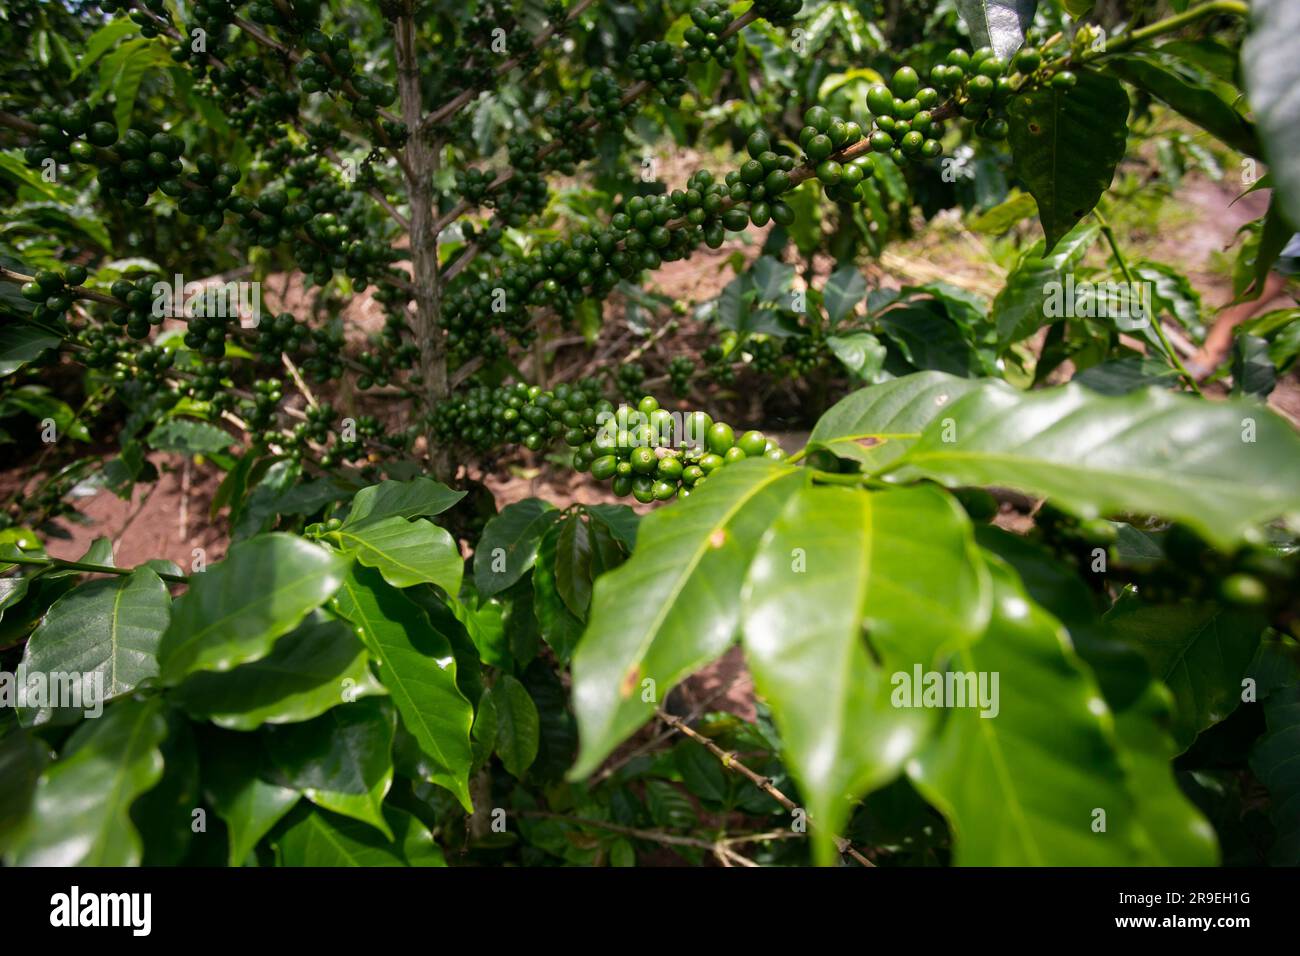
top-left (0, 0), bottom-right (1298, 869)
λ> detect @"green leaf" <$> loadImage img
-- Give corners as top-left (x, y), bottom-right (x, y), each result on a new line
top-left (1243, 0), bottom-right (1300, 228)
top-left (172, 614), bottom-right (383, 730)
top-left (470, 687), bottom-right (497, 769)
top-left (202, 732), bottom-right (300, 866)
top-left (157, 533), bottom-right (350, 683)
top-left (473, 498), bottom-right (561, 597)
top-left (332, 566), bottom-right (474, 812)
top-left (1108, 51), bottom-right (1258, 157)
top-left (1112, 683), bottom-right (1219, 865)
top-left (906, 559), bottom-right (1152, 865)
top-left (570, 460), bottom-right (803, 778)
top-left (533, 527), bottom-right (586, 664)
top-left (1102, 596), bottom-right (1264, 750)
top-left (264, 696), bottom-right (396, 839)
top-left (740, 484), bottom-right (990, 863)
top-left (586, 503), bottom-right (640, 550)
top-left (992, 219), bottom-right (1101, 349)
top-left (1232, 334), bottom-right (1276, 398)
top-left (0, 730), bottom-right (47, 856)
top-left (6, 698), bottom-right (165, 866)
top-left (954, 0), bottom-right (1037, 60)
top-left (806, 371), bottom-right (984, 472)
top-left (1073, 356), bottom-right (1180, 395)
top-left (822, 264), bottom-right (868, 325)
top-left (889, 383), bottom-right (1300, 549)
top-left (18, 567), bottom-right (170, 724)
top-left (1250, 683), bottom-right (1300, 864)
top-left (492, 674), bottom-right (540, 778)
top-left (342, 477), bottom-right (465, 529)
top-left (146, 418), bottom-right (232, 456)
top-left (97, 38), bottom-right (163, 136)
top-left (877, 301), bottom-right (982, 376)
top-left (1008, 70), bottom-right (1129, 252)
top-left (553, 514), bottom-right (595, 618)
top-left (330, 516), bottom-right (461, 594)
top-left (0, 324), bottom-right (61, 377)
top-left (274, 805), bottom-right (442, 866)
top-left (74, 17), bottom-right (139, 78)
top-left (968, 190), bottom-right (1038, 234)
top-left (827, 332), bottom-right (887, 380)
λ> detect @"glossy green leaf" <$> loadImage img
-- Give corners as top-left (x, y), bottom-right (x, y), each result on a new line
top-left (553, 514), bottom-right (595, 618)
top-left (889, 383), bottom-right (1300, 548)
top-left (586, 503), bottom-right (640, 550)
top-left (18, 567), bottom-right (169, 724)
top-left (1102, 596), bottom-right (1264, 750)
top-left (992, 219), bottom-right (1100, 349)
top-left (275, 805), bottom-right (443, 866)
top-left (968, 190), bottom-right (1037, 234)
top-left (1112, 683), bottom-right (1218, 865)
top-left (955, 0), bottom-right (1036, 59)
top-left (1108, 51), bottom-right (1258, 157)
top-left (158, 534), bottom-right (349, 683)
top-left (1243, 0), bottom-right (1300, 228)
top-left (330, 516), bottom-right (461, 594)
top-left (806, 371), bottom-right (984, 472)
top-left (342, 477), bottom-right (465, 529)
top-left (6, 698), bottom-right (165, 866)
top-left (1008, 70), bottom-right (1129, 251)
top-left (827, 332), bottom-right (887, 380)
top-left (0, 324), bottom-right (61, 377)
top-left (0, 730), bottom-right (47, 855)
top-left (740, 484), bottom-right (990, 864)
top-left (264, 696), bottom-right (397, 839)
top-left (172, 615), bottom-right (383, 730)
top-left (822, 264), bottom-right (867, 325)
top-left (570, 460), bottom-right (803, 778)
top-left (146, 418), bottom-right (232, 456)
top-left (492, 674), bottom-right (540, 778)
top-left (906, 560), bottom-right (1150, 865)
top-left (473, 498), bottom-right (561, 597)
top-left (202, 731), bottom-right (300, 867)
top-left (533, 527), bottom-right (586, 664)
top-left (1250, 683), bottom-right (1300, 864)
top-left (332, 566), bottom-right (474, 811)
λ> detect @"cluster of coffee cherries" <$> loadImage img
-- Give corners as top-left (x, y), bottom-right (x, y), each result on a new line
top-left (682, 2), bottom-right (739, 64)
top-left (579, 395), bottom-right (785, 503)
top-left (431, 379), bottom-right (607, 452)
top-left (627, 41), bottom-right (689, 104)
top-left (859, 68), bottom-right (945, 165)
top-left (432, 382), bottom-right (783, 503)
top-left (588, 69), bottom-right (637, 125)
top-left (716, 132), bottom-right (799, 229)
top-left (18, 265), bottom-right (89, 328)
top-left (930, 45), bottom-right (1063, 140)
top-left (615, 362), bottom-right (647, 400)
top-left (98, 0), bottom-right (169, 36)
top-left (668, 356), bottom-right (695, 397)
top-left (25, 108), bottom-right (188, 210)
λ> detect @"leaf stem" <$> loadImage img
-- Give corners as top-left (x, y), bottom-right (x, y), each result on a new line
top-left (1, 553), bottom-right (189, 584)
top-left (1093, 211), bottom-right (1204, 396)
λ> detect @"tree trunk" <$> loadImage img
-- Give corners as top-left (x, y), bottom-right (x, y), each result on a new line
top-left (395, 8), bottom-right (453, 481)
